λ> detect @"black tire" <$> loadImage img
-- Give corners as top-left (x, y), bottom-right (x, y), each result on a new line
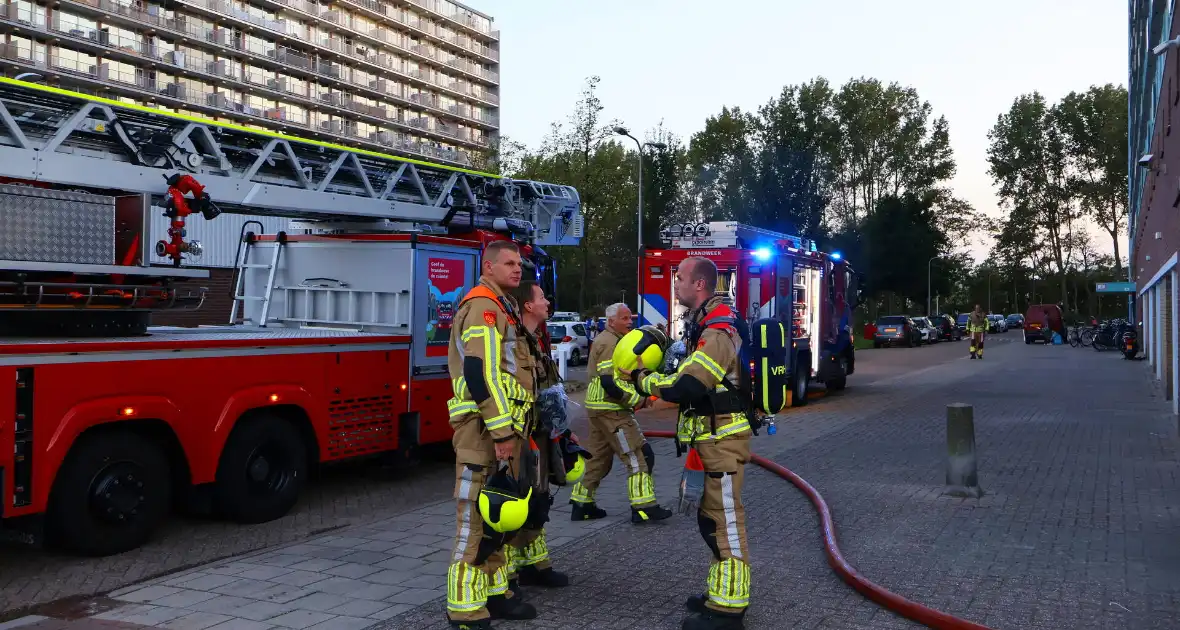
top-left (873, 341), bottom-right (882, 349)
top-left (570, 348), bottom-right (582, 366)
top-left (1025, 338), bottom-right (1033, 344)
top-left (46, 430), bottom-right (172, 556)
top-left (791, 363), bottom-right (810, 407)
top-left (827, 356), bottom-right (848, 391)
top-left (215, 414), bottom-right (308, 524)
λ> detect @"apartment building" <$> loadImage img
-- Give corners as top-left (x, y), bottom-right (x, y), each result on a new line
top-left (0, 0), bottom-right (499, 167)
top-left (1130, 0), bottom-right (1179, 414)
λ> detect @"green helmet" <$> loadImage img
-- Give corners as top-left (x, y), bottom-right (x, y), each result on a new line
top-left (478, 467), bottom-right (532, 534)
top-left (612, 325), bottom-right (671, 374)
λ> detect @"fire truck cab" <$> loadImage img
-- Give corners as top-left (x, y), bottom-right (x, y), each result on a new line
top-left (640, 222), bottom-right (859, 401)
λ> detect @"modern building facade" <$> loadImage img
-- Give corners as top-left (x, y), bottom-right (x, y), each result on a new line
top-left (0, 0), bottom-right (499, 168)
top-left (1130, 0), bottom-right (1179, 414)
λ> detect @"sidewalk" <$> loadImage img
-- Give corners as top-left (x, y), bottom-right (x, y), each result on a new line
top-left (8, 338), bottom-right (1179, 629)
top-left (383, 338), bottom-right (1180, 629)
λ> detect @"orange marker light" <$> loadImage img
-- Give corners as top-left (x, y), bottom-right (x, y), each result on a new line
top-left (269, 394), bottom-right (280, 402)
top-left (120, 407), bottom-right (135, 416)
top-left (400, 383), bottom-right (408, 390)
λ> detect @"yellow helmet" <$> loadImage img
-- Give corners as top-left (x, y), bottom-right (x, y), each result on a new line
top-left (478, 468), bottom-right (533, 534)
top-left (564, 453), bottom-right (587, 483)
top-left (612, 325), bottom-right (670, 374)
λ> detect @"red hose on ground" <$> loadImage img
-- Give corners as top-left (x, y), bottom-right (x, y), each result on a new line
top-left (643, 430), bottom-right (993, 630)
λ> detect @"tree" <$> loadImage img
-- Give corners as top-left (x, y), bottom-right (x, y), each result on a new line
top-left (1054, 84), bottom-right (1129, 270)
top-left (828, 78), bottom-right (956, 230)
top-left (987, 92), bottom-right (1080, 306)
top-left (642, 122), bottom-right (687, 246)
top-left (685, 107), bottom-right (758, 222)
top-left (861, 191), bottom-right (948, 304)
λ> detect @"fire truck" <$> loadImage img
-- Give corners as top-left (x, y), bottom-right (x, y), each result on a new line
top-left (0, 77), bottom-right (582, 556)
top-left (640, 222), bottom-right (859, 404)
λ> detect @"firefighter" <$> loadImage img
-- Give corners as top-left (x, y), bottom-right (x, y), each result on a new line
top-left (968, 304), bottom-right (988, 359)
top-left (502, 278), bottom-right (571, 590)
top-left (626, 257), bottom-right (752, 630)
top-left (570, 302), bottom-right (673, 523)
top-left (444, 240), bottom-right (536, 629)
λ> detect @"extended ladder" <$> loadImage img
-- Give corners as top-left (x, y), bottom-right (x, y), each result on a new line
top-left (0, 77), bottom-right (583, 248)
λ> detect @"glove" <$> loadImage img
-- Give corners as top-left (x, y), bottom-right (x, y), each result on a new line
top-left (630, 369), bottom-right (652, 396)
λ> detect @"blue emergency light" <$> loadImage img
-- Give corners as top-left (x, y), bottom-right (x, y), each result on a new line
top-left (831, 251), bottom-right (842, 261)
top-left (753, 247), bottom-right (772, 261)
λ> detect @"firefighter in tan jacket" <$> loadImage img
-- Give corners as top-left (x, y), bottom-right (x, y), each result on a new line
top-left (502, 278), bottom-right (570, 591)
top-left (627, 257), bottom-right (752, 630)
top-left (444, 240), bottom-right (536, 628)
top-left (570, 302), bottom-right (673, 523)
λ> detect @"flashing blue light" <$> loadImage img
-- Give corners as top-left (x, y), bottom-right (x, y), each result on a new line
top-left (831, 251), bottom-right (842, 261)
top-left (752, 247), bottom-right (772, 261)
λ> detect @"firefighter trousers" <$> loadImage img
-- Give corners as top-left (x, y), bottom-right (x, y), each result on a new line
top-left (696, 436), bottom-right (752, 613)
top-left (507, 432), bottom-right (553, 576)
top-left (446, 420), bottom-right (517, 623)
top-left (970, 331), bottom-right (985, 357)
top-left (570, 410), bottom-right (657, 509)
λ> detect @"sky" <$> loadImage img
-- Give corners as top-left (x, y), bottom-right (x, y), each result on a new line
top-left (474, 0), bottom-right (1129, 262)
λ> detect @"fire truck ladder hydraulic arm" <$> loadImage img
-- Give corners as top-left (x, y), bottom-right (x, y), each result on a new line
top-left (0, 77), bottom-right (583, 245)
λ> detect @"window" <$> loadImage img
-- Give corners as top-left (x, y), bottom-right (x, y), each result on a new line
top-left (572, 324), bottom-right (587, 337)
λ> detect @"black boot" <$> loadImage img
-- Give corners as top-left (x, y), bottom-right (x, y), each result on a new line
top-left (571, 502), bottom-right (607, 521)
top-left (448, 620), bottom-right (491, 630)
top-left (685, 593), bottom-right (708, 612)
top-left (682, 607), bottom-right (746, 630)
top-left (517, 564), bottom-right (569, 587)
top-left (486, 594), bottom-right (537, 620)
top-left (632, 505), bottom-right (674, 523)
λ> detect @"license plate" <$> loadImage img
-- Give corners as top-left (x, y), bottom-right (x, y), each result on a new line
top-left (884, 328), bottom-right (896, 333)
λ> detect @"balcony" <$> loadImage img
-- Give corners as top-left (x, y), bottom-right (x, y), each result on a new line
top-left (401, 0), bottom-right (499, 43)
top-left (36, 0), bottom-right (500, 126)
top-left (0, 45), bottom-right (482, 166)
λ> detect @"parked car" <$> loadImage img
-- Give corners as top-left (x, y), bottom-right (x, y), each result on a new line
top-left (1024, 304), bottom-right (1064, 344)
top-left (955, 313), bottom-right (970, 335)
top-left (987, 314), bottom-right (1008, 333)
top-left (912, 317), bottom-right (940, 343)
top-left (930, 314), bottom-right (962, 341)
top-left (547, 321), bottom-right (591, 364)
top-left (1005, 313), bottom-right (1024, 329)
top-left (550, 311), bottom-right (580, 323)
top-left (874, 315), bottom-right (924, 348)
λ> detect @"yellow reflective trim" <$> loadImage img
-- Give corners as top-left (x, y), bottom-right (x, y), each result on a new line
top-left (461, 326), bottom-right (511, 420)
top-left (0, 77), bottom-right (500, 179)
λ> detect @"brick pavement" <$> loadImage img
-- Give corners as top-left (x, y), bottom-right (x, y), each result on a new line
top-left (14, 333), bottom-right (1177, 630)
top-left (378, 334), bottom-right (1180, 629)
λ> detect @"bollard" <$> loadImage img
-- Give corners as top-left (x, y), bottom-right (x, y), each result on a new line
top-left (944, 403), bottom-right (984, 498)
top-left (551, 345), bottom-right (569, 381)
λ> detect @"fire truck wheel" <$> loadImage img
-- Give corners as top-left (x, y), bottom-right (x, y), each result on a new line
top-left (791, 363), bottom-right (810, 407)
top-left (827, 357), bottom-right (848, 391)
top-left (46, 431), bottom-right (172, 557)
top-left (214, 414), bottom-right (307, 524)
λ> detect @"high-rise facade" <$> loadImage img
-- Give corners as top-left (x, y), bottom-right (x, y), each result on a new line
top-left (1129, 0), bottom-right (1179, 414)
top-left (0, 0), bottom-right (499, 168)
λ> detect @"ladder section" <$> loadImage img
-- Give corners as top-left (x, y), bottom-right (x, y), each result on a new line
top-left (230, 231), bottom-right (285, 326)
top-left (276, 283), bottom-right (412, 333)
top-left (0, 78), bottom-right (582, 246)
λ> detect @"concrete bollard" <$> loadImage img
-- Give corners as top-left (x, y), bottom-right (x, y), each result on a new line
top-left (551, 345), bottom-right (570, 381)
top-left (944, 403), bottom-right (984, 498)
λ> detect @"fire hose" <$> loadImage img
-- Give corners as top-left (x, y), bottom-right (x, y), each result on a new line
top-left (642, 429), bottom-right (993, 630)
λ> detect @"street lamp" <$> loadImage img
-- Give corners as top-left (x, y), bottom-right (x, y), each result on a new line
top-left (614, 126), bottom-right (667, 317)
top-left (927, 256), bottom-right (939, 316)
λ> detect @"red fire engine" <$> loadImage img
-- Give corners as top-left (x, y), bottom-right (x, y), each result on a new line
top-left (0, 78), bottom-right (582, 556)
top-left (641, 222), bottom-right (859, 402)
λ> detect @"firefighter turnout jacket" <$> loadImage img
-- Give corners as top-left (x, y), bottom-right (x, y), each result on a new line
top-left (444, 277), bottom-right (532, 623)
top-left (632, 297), bottom-right (753, 615)
top-left (572, 329), bottom-right (660, 512)
top-left (967, 311), bottom-right (988, 334)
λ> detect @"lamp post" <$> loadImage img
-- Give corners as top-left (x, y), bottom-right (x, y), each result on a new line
top-left (927, 256), bottom-right (939, 316)
top-left (613, 126), bottom-right (666, 317)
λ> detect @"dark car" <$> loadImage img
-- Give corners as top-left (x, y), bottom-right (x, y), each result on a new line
top-left (930, 314), bottom-right (962, 341)
top-left (874, 315), bottom-right (923, 348)
top-left (1005, 313), bottom-right (1024, 329)
top-left (955, 313), bottom-right (969, 334)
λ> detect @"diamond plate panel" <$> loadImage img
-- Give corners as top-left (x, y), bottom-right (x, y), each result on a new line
top-left (0, 184), bottom-right (116, 265)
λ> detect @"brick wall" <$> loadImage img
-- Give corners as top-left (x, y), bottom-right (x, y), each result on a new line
top-left (152, 267), bottom-right (237, 327)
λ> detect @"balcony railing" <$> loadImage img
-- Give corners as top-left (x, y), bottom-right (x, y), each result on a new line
top-left (0, 44), bottom-right (485, 165)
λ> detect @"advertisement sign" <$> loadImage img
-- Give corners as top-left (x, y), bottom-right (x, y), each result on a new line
top-left (426, 257), bottom-right (466, 357)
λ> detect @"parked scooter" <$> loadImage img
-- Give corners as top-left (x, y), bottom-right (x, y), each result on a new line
top-left (1092, 319), bottom-right (1134, 351)
top-left (1122, 323), bottom-right (1141, 360)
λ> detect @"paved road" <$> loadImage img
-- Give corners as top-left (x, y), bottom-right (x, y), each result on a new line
top-left (12, 328), bottom-right (1163, 630)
